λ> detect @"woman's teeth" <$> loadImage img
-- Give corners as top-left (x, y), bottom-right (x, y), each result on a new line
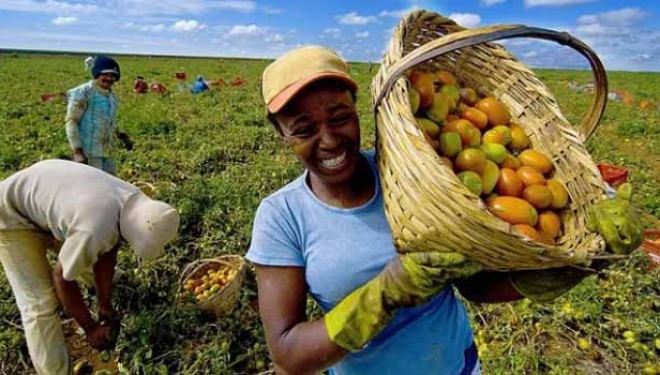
top-left (320, 151), bottom-right (347, 169)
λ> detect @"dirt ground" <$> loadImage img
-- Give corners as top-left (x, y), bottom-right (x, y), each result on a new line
top-left (62, 319), bottom-right (120, 375)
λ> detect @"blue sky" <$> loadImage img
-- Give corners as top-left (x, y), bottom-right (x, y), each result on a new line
top-left (0, 0), bottom-right (658, 71)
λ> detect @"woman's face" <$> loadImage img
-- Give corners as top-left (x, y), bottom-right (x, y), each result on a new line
top-left (275, 82), bottom-right (360, 187)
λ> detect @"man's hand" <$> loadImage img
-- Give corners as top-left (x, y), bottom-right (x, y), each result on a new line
top-left (99, 310), bottom-right (120, 349)
top-left (72, 148), bottom-right (88, 164)
top-left (84, 323), bottom-right (113, 351)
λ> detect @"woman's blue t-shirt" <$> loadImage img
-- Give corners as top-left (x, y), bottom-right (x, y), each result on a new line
top-left (247, 151), bottom-right (474, 374)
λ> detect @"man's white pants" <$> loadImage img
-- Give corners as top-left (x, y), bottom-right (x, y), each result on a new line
top-left (0, 230), bottom-right (69, 375)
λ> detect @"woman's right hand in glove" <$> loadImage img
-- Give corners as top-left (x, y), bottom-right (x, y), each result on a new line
top-left (325, 251), bottom-right (482, 351)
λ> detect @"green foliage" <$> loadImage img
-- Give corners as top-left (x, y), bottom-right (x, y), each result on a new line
top-left (0, 53), bottom-right (658, 374)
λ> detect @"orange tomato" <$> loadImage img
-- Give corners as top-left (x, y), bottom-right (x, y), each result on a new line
top-left (436, 70), bottom-right (458, 86)
top-left (546, 179), bottom-right (569, 209)
top-left (461, 107), bottom-right (489, 130)
top-left (518, 150), bottom-right (553, 174)
top-left (537, 210), bottom-right (561, 240)
top-left (442, 119), bottom-right (460, 133)
top-left (454, 119), bottom-right (480, 146)
top-left (513, 224), bottom-right (541, 241)
top-left (509, 123), bottom-right (529, 151)
top-left (411, 72), bottom-right (436, 110)
top-left (460, 87), bottom-right (479, 106)
top-left (500, 154), bottom-right (522, 170)
top-left (475, 97), bottom-right (511, 126)
top-left (522, 184), bottom-right (553, 209)
top-left (455, 148), bottom-right (487, 173)
top-left (516, 166), bottom-right (546, 186)
top-left (496, 168), bottom-right (524, 197)
top-left (482, 129), bottom-right (507, 145)
top-left (487, 196), bottom-right (539, 226)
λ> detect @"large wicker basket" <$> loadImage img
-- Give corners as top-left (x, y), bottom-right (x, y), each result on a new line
top-left (371, 10), bottom-right (611, 270)
top-left (180, 254), bottom-right (245, 316)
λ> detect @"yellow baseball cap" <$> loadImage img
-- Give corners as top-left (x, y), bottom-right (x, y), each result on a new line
top-left (262, 45), bottom-right (358, 114)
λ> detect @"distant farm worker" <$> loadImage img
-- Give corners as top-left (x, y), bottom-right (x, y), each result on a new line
top-left (133, 75), bottom-right (148, 94)
top-left (150, 82), bottom-right (167, 94)
top-left (65, 55), bottom-right (133, 175)
top-left (191, 75), bottom-right (209, 94)
top-left (0, 159), bottom-right (180, 375)
top-left (247, 45), bottom-right (644, 375)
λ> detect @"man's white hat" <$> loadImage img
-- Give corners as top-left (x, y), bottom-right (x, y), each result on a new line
top-left (119, 193), bottom-right (180, 259)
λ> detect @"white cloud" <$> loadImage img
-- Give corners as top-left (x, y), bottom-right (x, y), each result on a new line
top-left (575, 23), bottom-right (630, 36)
top-left (578, 8), bottom-right (646, 27)
top-left (448, 13), bottom-right (481, 28)
top-left (481, 0), bottom-right (506, 5)
top-left (336, 12), bottom-right (377, 25)
top-left (573, 8), bottom-right (645, 37)
top-left (130, 23), bottom-right (166, 32)
top-left (0, 0), bottom-right (98, 14)
top-left (523, 50), bottom-right (538, 58)
top-left (324, 27), bottom-right (340, 35)
top-left (118, 0), bottom-right (256, 16)
top-left (525, 0), bottom-right (595, 7)
top-left (52, 16), bottom-right (77, 25)
top-left (262, 6), bottom-right (283, 14)
top-left (378, 7), bottom-right (420, 19)
top-left (355, 31), bottom-right (369, 39)
top-left (171, 20), bottom-right (206, 32)
top-left (264, 33), bottom-right (284, 42)
top-left (228, 24), bottom-right (265, 36)
top-left (211, 1), bottom-right (256, 12)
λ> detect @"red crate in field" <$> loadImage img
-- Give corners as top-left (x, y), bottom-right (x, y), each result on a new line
top-left (641, 229), bottom-right (660, 270)
top-left (174, 72), bottom-right (187, 80)
top-left (597, 163), bottom-right (629, 187)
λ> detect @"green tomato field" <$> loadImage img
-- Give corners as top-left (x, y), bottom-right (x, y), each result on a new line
top-left (1, 52), bottom-right (659, 374)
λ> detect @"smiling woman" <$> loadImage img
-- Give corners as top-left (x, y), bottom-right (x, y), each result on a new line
top-left (246, 45), bottom-right (490, 375)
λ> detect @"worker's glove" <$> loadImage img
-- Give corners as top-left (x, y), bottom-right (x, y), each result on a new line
top-left (117, 132), bottom-right (133, 151)
top-left (325, 251), bottom-right (481, 351)
top-left (587, 182), bottom-right (644, 255)
top-left (510, 183), bottom-right (645, 303)
top-left (99, 310), bottom-right (121, 350)
top-left (509, 266), bottom-right (590, 302)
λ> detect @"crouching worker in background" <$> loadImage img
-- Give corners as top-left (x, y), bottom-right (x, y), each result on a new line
top-left (0, 160), bottom-right (180, 375)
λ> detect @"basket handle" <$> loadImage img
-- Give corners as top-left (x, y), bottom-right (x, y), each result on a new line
top-left (373, 24), bottom-right (608, 141)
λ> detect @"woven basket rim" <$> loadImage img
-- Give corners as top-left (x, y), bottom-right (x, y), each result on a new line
top-left (180, 254), bottom-right (245, 314)
top-left (370, 9), bottom-right (611, 270)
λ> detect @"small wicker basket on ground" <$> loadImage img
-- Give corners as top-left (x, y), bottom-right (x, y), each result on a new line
top-left (180, 254), bottom-right (245, 316)
top-left (371, 10), bottom-right (612, 270)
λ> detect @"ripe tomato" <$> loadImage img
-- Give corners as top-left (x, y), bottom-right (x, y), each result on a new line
top-left (487, 196), bottom-right (539, 226)
top-left (496, 168), bottom-right (524, 197)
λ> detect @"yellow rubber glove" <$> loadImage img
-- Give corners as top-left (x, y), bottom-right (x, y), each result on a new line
top-left (325, 251), bottom-right (481, 351)
top-left (509, 266), bottom-right (590, 302)
top-left (587, 182), bottom-right (644, 255)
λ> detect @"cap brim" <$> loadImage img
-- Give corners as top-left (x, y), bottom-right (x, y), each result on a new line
top-left (267, 72), bottom-right (357, 114)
